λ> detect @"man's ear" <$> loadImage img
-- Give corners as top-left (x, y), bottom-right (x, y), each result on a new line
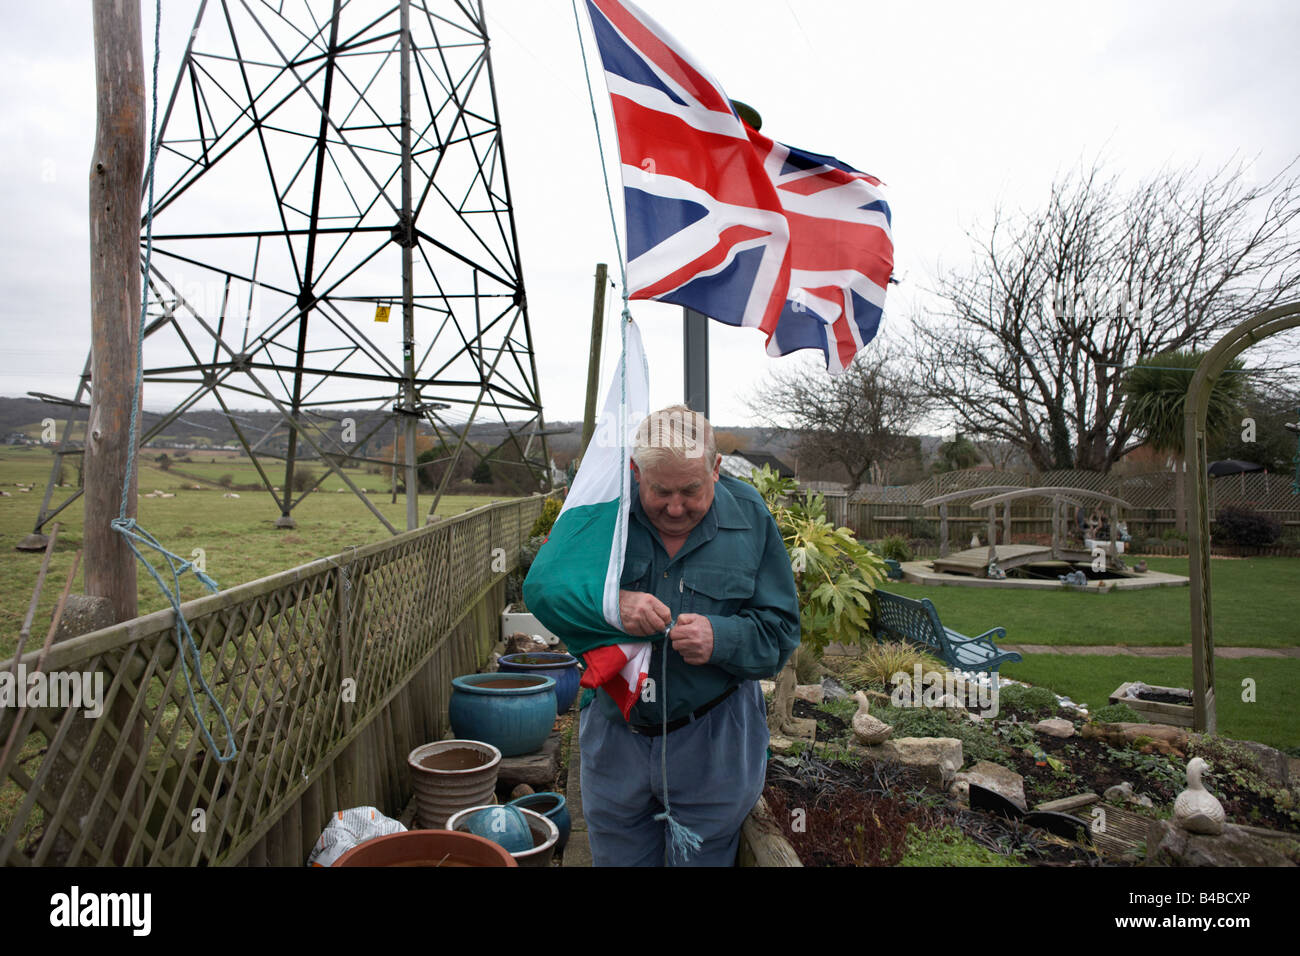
top-left (631, 459), bottom-right (641, 483)
top-left (710, 454), bottom-right (720, 481)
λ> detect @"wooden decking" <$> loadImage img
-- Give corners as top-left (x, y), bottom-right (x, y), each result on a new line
top-left (931, 544), bottom-right (1053, 577)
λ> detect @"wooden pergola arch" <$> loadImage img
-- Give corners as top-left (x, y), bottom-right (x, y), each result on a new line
top-left (1185, 300), bottom-right (1300, 732)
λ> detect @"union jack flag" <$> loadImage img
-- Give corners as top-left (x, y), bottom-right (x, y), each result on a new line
top-left (584, 0), bottom-right (893, 373)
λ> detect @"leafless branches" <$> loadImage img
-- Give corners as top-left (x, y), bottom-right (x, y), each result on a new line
top-left (750, 349), bottom-right (931, 493)
top-left (910, 157), bottom-right (1300, 472)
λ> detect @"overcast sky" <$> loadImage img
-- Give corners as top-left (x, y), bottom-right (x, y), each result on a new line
top-left (2, 0), bottom-right (1298, 432)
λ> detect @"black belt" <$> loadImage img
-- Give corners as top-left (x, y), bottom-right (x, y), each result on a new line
top-left (625, 685), bottom-right (739, 737)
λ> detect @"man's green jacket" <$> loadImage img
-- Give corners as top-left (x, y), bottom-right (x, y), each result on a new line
top-left (592, 474), bottom-right (801, 725)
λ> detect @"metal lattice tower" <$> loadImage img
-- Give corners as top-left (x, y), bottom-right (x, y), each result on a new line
top-left (26, 0), bottom-right (548, 543)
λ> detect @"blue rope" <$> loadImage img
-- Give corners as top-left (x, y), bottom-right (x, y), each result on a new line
top-left (110, 0), bottom-right (236, 763)
top-left (573, 0), bottom-right (699, 862)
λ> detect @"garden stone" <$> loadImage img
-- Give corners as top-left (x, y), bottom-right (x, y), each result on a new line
top-left (759, 680), bottom-right (775, 695)
top-left (950, 761), bottom-right (1026, 811)
top-left (1035, 718), bottom-right (1075, 738)
top-left (821, 677), bottom-right (851, 701)
top-left (795, 683), bottom-right (824, 705)
top-left (1233, 740), bottom-right (1292, 789)
top-left (882, 737), bottom-right (962, 788)
top-left (1036, 792), bottom-right (1099, 813)
top-left (1082, 721), bottom-right (1188, 752)
top-left (768, 735), bottom-right (800, 756)
top-left (1146, 820), bottom-right (1297, 867)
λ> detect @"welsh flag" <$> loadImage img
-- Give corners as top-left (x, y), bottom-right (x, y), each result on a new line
top-left (523, 321), bottom-right (653, 718)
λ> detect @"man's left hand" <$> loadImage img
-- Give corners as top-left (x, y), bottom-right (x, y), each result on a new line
top-left (669, 613), bottom-right (713, 666)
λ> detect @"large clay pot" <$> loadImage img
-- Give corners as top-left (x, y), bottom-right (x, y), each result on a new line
top-left (332, 829), bottom-right (516, 867)
top-left (447, 805), bottom-right (559, 868)
top-left (449, 673), bottom-right (556, 757)
top-left (507, 791), bottom-right (571, 853)
top-left (498, 652), bottom-right (582, 715)
top-left (408, 739), bottom-right (501, 829)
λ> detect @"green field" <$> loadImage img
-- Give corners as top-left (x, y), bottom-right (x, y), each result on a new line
top-left (0, 444), bottom-right (522, 659)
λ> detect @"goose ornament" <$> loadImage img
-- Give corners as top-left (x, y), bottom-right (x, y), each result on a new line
top-left (1173, 757), bottom-right (1226, 835)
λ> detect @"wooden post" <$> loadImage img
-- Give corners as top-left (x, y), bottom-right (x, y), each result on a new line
top-left (938, 503), bottom-right (949, 557)
top-left (86, 0), bottom-right (143, 624)
top-left (581, 263), bottom-right (607, 456)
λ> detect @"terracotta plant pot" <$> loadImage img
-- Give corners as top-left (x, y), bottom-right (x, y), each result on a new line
top-left (332, 829), bottom-right (517, 867)
top-left (408, 739), bottom-right (501, 829)
top-left (447, 805), bottom-right (559, 868)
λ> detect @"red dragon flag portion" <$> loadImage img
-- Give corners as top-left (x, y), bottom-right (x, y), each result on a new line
top-left (583, 0), bottom-right (894, 373)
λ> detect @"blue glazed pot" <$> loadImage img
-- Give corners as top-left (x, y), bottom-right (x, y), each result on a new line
top-left (498, 652), bottom-right (582, 715)
top-left (508, 791), bottom-right (571, 854)
top-left (449, 673), bottom-right (556, 757)
top-left (457, 805), bottom-right (534, 854)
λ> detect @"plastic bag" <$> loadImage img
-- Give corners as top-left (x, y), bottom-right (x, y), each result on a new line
top-left (307, 806), bottom-right (406, 867)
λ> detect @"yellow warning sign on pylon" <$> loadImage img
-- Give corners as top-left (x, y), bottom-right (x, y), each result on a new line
top-left (374, 304), bottom-right (391, 323)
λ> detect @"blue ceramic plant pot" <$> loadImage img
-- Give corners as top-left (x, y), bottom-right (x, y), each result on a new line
top-left (449, 673), bottom-right (556, 757)
top-left (498, 652), bottom-right (582, 715)
top-left (508, 791), bottom-right (571, 853)
top-left (457, 805), bottom-right (534, 854)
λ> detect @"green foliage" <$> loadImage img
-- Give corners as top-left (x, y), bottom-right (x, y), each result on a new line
top-left (529, 496), bottom-right (563, 538)
top-left (899, 824), bottom-right (1025, 867)
top-left (291, 466), bottom-right (317, 493)
top-left (1123, 349), bottom-right (1247, 456)
top-left (905, 517), bottom-right (938, 541)
top-left (877, 534), bottom-right (912, 562)
top-left (793, 645), bottom-right (822, 684)
top-left (1213, 506), bottom-right (1283, 546)
top-left (996, 683), bottom-right (1059, 717)
top-left (845, 641), bottom-right (946, 689)
top-left (1091, 702), bottom-right (1142, 723)
top-left (1161, 528), bottom-right (1188, 541)
top-left (745, 464), bottom-right (888, 651)
top-left (471, 460), bottom-right (493, 484)
top-left (1187, 735), bottom-right (1300, 825)
top-left (930, 433), bottom-right (983, 474)
top-left (816, 696), bottom-right (860, 724)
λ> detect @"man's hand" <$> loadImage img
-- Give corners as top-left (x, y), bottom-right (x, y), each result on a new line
top-left (669, 613), bottom-right (713, 666)
top-left (619, 589), bottom-right (671, 636)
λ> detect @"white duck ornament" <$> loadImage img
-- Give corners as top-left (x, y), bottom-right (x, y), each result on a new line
top-left (1173, 757), bottom-right (1226, 835)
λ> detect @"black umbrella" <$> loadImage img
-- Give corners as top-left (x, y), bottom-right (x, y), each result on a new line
top-left (1207, 459), bottom-right (1265, 477)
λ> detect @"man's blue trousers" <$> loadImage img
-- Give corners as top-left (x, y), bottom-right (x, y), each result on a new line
top-left (577, 679), bottom-right (769, 867)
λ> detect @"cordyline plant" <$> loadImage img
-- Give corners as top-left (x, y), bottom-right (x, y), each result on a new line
top-left (744, 465), bottom-right (888, 737)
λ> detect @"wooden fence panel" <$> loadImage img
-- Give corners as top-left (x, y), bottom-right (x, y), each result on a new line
top-left (0, 495), bottom-right (544, 866)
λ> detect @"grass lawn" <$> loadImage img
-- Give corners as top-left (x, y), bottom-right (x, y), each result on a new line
top-left (0, 445), bottom-right (526, 660)
top-left (1001, 655), bottom-right (1300, 750)
top-left (881, 555), bottom-right (1299, 648)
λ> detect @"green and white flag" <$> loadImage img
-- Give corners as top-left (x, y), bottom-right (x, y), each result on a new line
top-left (523, 320), bottom-right (651, 714)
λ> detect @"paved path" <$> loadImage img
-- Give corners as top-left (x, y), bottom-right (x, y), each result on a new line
top-left (1002, 644), bottom-right (1300, 658)
top-left (560, 720), bottom-right (591, 867)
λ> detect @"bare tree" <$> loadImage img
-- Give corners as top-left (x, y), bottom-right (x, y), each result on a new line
top-left (750, 348), bottom-right (932, 494)
top-left (910, 158), bottom-right (1300, 472)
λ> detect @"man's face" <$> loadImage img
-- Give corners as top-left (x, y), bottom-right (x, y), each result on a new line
top-left (631, 453), bottom-right (719, 539)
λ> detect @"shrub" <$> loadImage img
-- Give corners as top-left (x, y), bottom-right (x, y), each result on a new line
top-left (218, 473), bottom-right (234, 488)
top-left (905, 517), bottom-right (938, 541)
top-left (1213, 506), bottom-right (1282, 547)
top-left (471, 460), bottom-right (493, 484)
top-left (845, 641), bottom-right (946, 689)
top-left (529, 496), bottom-right (563, 538)
top-left (1091, 702), bottom-right (1142, 723)
top-left (878, 534), bottom-right (912, 562)
top-left (1161, 528), bottom-right (1187, 542)
top-left (794, 645), bottom-right (822, 684)
top-left (997, 683), bottom-right (1058, 717)
top-left (291, 466), bottom-right (317, 492)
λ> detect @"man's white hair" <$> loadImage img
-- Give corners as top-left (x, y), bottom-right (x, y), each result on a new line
top-left (632, 404), bottom-right (717, 469)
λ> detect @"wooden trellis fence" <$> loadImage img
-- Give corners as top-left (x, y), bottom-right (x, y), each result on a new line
top-left (0, 495), bottom-right (544, 866)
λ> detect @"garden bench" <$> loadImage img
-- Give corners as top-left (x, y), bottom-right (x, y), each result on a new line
top-left (871, 589), bottom-right (1022, 674)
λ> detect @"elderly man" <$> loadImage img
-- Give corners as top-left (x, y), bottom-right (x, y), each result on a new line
top-left (577, 404), bottom-right (801, 866)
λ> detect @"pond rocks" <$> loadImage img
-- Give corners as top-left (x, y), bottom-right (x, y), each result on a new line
top-left (868, 737), bottom-right (963, 787)
top-left (1173, 758), bottom-right (1226, 835)
top-left (850, 691), bottom-right (892, 745)
top-left (1145, 820), bottom-right (1297, 867)
top-left (950, 760), bottom-right (1026, 812)
top-left (795, 683), bottom-right (824, 705)
top-left (1034, 717), bottom-right (1075, 738)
